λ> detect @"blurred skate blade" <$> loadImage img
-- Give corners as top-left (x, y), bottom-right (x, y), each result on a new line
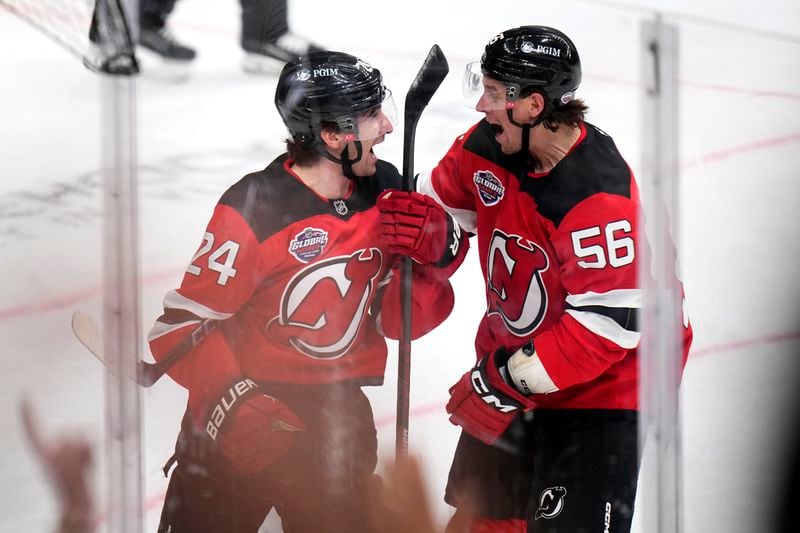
top-left (136, 48), bottom-right (194, 83)
top-left (242, 52), bottom-right (286, 76)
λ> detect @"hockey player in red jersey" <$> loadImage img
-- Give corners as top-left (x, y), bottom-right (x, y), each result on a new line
top-left (149, 51), bottom-right (467, 533)
top-left (378, 26), bottom-right (692, 532)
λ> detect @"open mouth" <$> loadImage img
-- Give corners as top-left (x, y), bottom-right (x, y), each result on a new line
top-left (488, 122), bottom-right (504, 139)
top-left (368, 136), bottom-right (383, 158)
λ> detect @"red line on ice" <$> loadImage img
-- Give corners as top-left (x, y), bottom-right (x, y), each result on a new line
top-left (0, 268), bottom-right (182, 321)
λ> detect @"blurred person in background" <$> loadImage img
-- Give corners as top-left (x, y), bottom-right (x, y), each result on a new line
top-left (133, 0), bottom-right (323, 72)
top-left (21, 399), bottom-right (95, 533)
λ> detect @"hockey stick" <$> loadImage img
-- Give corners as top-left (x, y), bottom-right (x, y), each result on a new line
top-left (71, 310), bottom-right (217, 387)
top-left (396, 45), bottom-right (449, 460)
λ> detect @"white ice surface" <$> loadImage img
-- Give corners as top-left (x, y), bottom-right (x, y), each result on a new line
top-left (1, 1), bottom-right (799, 532)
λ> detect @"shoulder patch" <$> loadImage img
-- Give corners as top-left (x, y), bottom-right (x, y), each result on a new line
top-left (289, 227), bottom-right (329, 263)
top-left (473, 170), bottom-right (505, 206)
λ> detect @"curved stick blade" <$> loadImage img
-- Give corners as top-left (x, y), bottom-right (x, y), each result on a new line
top-left (71, 311), bottom-right (105, 363)
top-left (405, 44), bottom-right (449, 117)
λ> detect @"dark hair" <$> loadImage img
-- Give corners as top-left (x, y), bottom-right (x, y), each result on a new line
top-left (522, 86), bottom-right (588, 132)
top-left (285, 122), bottom-right (340, 166)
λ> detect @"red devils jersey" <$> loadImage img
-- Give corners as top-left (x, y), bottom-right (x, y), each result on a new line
top-left (149, 155), bottom-right (465, 417)
top-left (420, 120), bottom-right (692, 410)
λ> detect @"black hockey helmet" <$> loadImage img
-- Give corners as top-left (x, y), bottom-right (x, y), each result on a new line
top-left (464, 25), bottom-right (581, 109)
top-left (275, 51), bottom-right (395, 145)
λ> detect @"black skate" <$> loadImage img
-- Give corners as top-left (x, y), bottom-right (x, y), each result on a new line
top-left (83, 45), bottom-right (140, 76)
top-left (139, 28), bottom-right (196, 61)
top-left (242, 32), bottom-right (323, 74)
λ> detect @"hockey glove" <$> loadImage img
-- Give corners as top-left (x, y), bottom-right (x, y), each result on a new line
top-left (204, 379), bottom-right (305, 474)
top-left (446, 349), bottom-right (535, 446)
top-left (377, 190), bottom-right (463, 267)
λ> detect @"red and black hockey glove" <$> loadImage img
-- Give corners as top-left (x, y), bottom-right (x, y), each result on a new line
top-left (377, 190), bottom-right (463, 267)
top-left (204, 379), bottom-right (305, 474)
top-left (446, 349), bottom-right (536, 446)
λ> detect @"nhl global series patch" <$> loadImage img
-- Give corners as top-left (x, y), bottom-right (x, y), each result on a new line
top-left (289, 227), bottom-right (329, 263)
top-left (473, 170), bottom-right (505, 206)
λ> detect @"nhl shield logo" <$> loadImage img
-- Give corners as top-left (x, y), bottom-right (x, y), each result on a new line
top-left (332, 199), bottom-right (348, 216)
top-left (473, 170), bottom-right (505, 206)
top-left (289, 227), bottom-right (329, 263)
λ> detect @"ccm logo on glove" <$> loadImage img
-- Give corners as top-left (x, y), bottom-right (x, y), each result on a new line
top-left (471, 369), bottom-right (518, 413)
top-left (446, 349), bottom-right (533, 445)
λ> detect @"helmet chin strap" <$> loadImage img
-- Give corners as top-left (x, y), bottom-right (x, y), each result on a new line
top-left (506, 108), bottom-right (543, 163)
top-left (321, 140), bottom-right (364, 180)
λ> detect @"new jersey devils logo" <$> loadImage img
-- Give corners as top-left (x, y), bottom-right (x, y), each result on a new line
top-left (267, 248), bottom-right (383, 359)
top-left (486, 230), bottom-right (549, 337)
top-left (535, 486), bottom-right (567, 520)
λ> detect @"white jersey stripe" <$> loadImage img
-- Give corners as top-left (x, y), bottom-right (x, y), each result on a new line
top-left (566, 289), bottom-right (644, 309)
top-left (147, 291), bottom-right (233, 342)
top-left (565, 309), bottom-right (641, 349)
top-left (416, 170), bottom-right (478, 233)
top-left (148, 318), bottom-right (203, 342)
top-left (162, 290), bottom-right (234, 321)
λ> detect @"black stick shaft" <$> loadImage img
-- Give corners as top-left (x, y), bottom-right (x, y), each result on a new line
top-left (396, 44), bottom-right (449, 460)
top-left (136, 319), bottom-right (218, 386)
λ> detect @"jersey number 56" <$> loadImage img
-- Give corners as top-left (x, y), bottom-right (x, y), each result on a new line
top-left (571, 220), bottom-right (634, 269)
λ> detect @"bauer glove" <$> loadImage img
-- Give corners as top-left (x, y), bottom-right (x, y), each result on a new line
top-left (377, 190), bottom-right (463, 267)
top-left (204, 379), bottom-right (305, 474)
top-left (446, 349), bottom-right (535, 446)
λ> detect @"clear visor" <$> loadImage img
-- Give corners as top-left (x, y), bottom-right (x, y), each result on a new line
top-left (462, 61), bottom-right (516, 111)
top-left (336, 89), bottom-right (398, 142)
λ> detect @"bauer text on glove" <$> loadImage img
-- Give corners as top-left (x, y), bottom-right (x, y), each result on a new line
top-left (205, 379), bottom-right (305, 474)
